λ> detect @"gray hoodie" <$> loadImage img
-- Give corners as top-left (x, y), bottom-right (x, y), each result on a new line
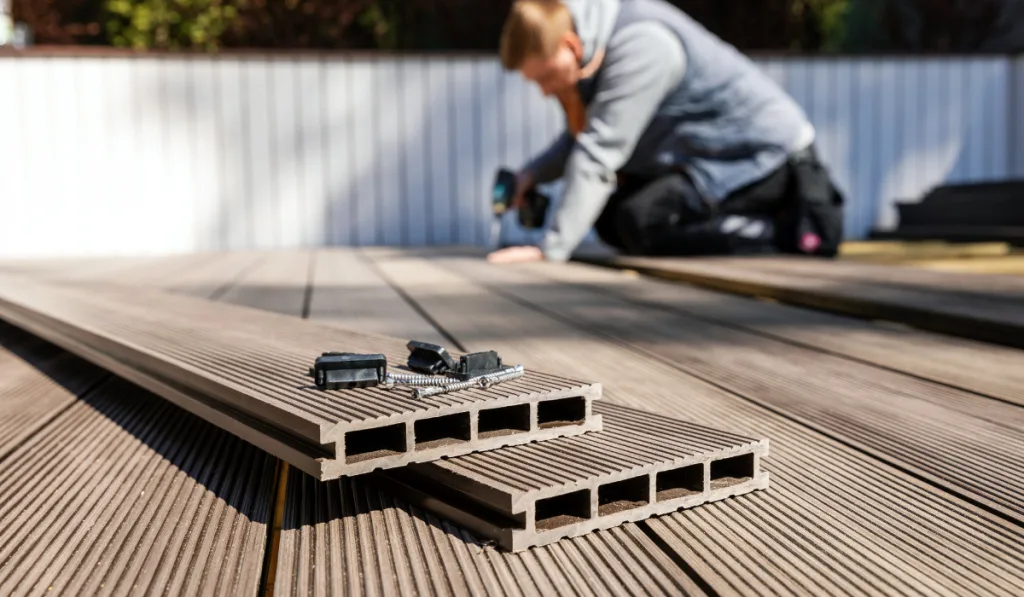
top-left (524, 0), bottom-right (814, 262)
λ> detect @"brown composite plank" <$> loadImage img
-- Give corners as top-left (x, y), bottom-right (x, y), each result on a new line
top-left (309, 248), bottom-right (449, 345)
top-left (0, 257), bottom-right (135, 281)
top-left (393, 400), bottom-right (769, 551)
top-left (160, 251), bottom-right (270, 299)
top-left (0, 273), bottom-right (601, 479)
top-left (0, 252), bottom-right (279, 596)
top-left (525, 254), bottom-right (1024, 407)
top-left (430, 253), bottom-right (1024, 520)
top-left (265, 250), bottom-right (709, 596)
top-left (216, 250), bottom-right (313, 318)
top-left (582, 254), bottom-right (1024, 349)
top-left (0, 322), bottom-right (109, 460)
top-left (365, 249), bottom-right (1024, 597)
top-left (274, 469), bottom-right (707, 597)
top-left (0, 376), bottom-right (276, 596)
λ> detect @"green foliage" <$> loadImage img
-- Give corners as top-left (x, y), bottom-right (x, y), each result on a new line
top-left (788, 0), bottom-right (850, 52)
top-left (357, 2), bottom-right (399, 50)
top-left (103, 0), bottom-right (238, 49)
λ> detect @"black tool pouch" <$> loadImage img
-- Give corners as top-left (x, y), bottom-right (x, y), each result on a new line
top-left (775, 148), bottom-right (845, 257)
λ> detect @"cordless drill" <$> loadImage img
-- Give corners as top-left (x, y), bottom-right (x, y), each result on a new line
top-left (491, 168), bottom-right (550, 229)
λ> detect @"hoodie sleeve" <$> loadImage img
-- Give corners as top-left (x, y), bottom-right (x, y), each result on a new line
top-left (522, 131), bottom-right (574, 184)
top-left (540, 22), bottom-right (687, 262)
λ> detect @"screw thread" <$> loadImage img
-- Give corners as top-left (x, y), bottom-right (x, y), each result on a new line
top-left (384, 372), bottom-right (460, 388)
top-left (413, 365), bottom-right (525, 399)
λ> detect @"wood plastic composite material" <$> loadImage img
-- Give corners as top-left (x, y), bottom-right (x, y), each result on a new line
top-left (0, 322), bottom-right (109, 459)
top-left (0, 376), bottom-right (275, 596)
top-left (581, 254), bottom-right (1024, 349)
top-left (6, 250), bottom-right (1024, 596)
top-left (274, 470), bottom-right (709, 597)
top-left (0, 274), bottom-right (602, 480)
top-left (452, 257), bottom-right (1024, 520)
top-left (365, 250), bottom-right (1024, 596)
top-left (383, 401), bottom-right (769, 551)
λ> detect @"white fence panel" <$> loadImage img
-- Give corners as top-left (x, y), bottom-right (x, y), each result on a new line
top-left (0, 53), bottom-right (1019, 258)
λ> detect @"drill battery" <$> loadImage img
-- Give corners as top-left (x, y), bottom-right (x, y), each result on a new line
top-left (492, 168), bottom-right (550, 229)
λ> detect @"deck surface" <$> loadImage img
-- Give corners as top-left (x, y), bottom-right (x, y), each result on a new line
top-left (1, 248), bottom-right (1023, 596)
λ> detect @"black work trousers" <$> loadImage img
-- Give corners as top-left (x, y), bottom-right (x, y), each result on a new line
top-left (594, 148), bottom-right (835, 257)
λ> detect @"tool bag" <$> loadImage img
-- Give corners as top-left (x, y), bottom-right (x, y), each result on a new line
top-left (771, 147), bottom-right (845, 258)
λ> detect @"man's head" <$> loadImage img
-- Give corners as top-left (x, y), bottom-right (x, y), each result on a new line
top-left (500, 0), bottom-right (584, 97)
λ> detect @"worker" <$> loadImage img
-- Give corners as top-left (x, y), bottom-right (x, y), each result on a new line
top-left (487, 0), bottom-right (845, 264)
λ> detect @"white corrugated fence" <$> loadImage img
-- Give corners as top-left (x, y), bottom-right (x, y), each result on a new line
top-left (0, 52), bottom-right (1020, 257)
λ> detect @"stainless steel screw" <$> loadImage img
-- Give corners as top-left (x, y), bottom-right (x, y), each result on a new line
top-left (384, 372), bottom-right (460, 389)
top-left (413, 365), bottom-right (525, 399)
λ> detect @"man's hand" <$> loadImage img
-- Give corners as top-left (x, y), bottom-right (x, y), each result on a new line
top-left (486, 245), bottom-right (544, 264)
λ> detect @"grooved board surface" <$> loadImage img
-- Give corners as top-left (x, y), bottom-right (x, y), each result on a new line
top-left (425, 256), bottom-right (1024, 519)
top-left (216, 250), bottom-right (312, 318)
top-left (5, 249), bottom-right (1024, 595)
top-left (442, 254), bottom-right (1024, 517)
top-left (309, 249), bottom-right (449, 346)
top-left (546, 255), bottom-right (1024, 406)
top-left (0, 322), bottom-right (108, 460)
top-left (274, 469), bottom-right (708, 597)
top-left (394, 400), bottom-right (768, 551)
top-left (365, 249), bottom-right (1024, 596)
top-left (419, 401), bottom-right (764, 502)
top-left (0, 377), bottom-right (276, 596)
top-left (0, 272), bottom-right (600, 479)
top-left (585, 254), bottom-right (1024, 349)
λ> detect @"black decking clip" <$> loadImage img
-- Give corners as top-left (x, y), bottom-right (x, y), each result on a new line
top-left (452, 350), bottom-right (506, 381)
top-left (406, 340), bottom-right (457, 375)
top-left (308, 352), bottom-right (387, 390)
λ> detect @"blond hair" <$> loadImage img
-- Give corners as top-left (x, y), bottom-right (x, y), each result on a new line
top-left (499, 0), bottom-right (574, 70)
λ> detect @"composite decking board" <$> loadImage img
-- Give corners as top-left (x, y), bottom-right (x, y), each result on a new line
top-left (0, 322), bottom-right (109, 460)
top-left (417, 401), bottom-right (764, 499)
top-left (580, 254), bottom-right (1024, 349)
top-left (0, 376), bottom-right (275, 597)
top-left (254, 249), bottom-right (710, 595)
top-left (0, 273), bottom-right (601, 479)
top-left (309, 248), bottom-right (449, 346)
top-left (740, 256), bottom-right (1024, 317)
top-left (388, 400), bottom-right (769, 551)
top-left (216, 250), bottom-right (313, 318)
top-left (428, 253), bottom-right (1024, 521)
top-left (506, 253), bottom-right (1024, 408)
top-left (162, 251), bottom-right (271, 299)
top-left (0, 257), bottom-right (140, 281)
top-left (744, 255), bottom-right (1024, 297)
top-left (274, 469), bottom-right (708, 597)
top-left (365, 249), bottom-right (1024, 596)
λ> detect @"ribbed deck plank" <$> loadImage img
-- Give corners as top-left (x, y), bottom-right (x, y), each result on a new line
top-left (435, 254), bottom-right (1024, 518)
top-left (246, 250), bottom-right (709, 596)
top-left (389, 400), bottom-right (769, 551)
top-left (489, 248), bottom-right (1024, 407)
top-left (0, 272), bottom-right (601, 479)
top-left (0, 377), bottom-right (276, 596)
top-left (365, 249), bottom-right (1024, 596)
top-left (217, 250), bottom-right (313, 318)
top-left (582, 254), bottom-right (1024, 349)
top-left (0, 322), bottom-right (108, 460)
top-left (274, 470), bottom-right (707, 597)
top-left (418, 255), bottom-right (1024, 520)
top-left (309, 248), bottom-right (448, 345)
